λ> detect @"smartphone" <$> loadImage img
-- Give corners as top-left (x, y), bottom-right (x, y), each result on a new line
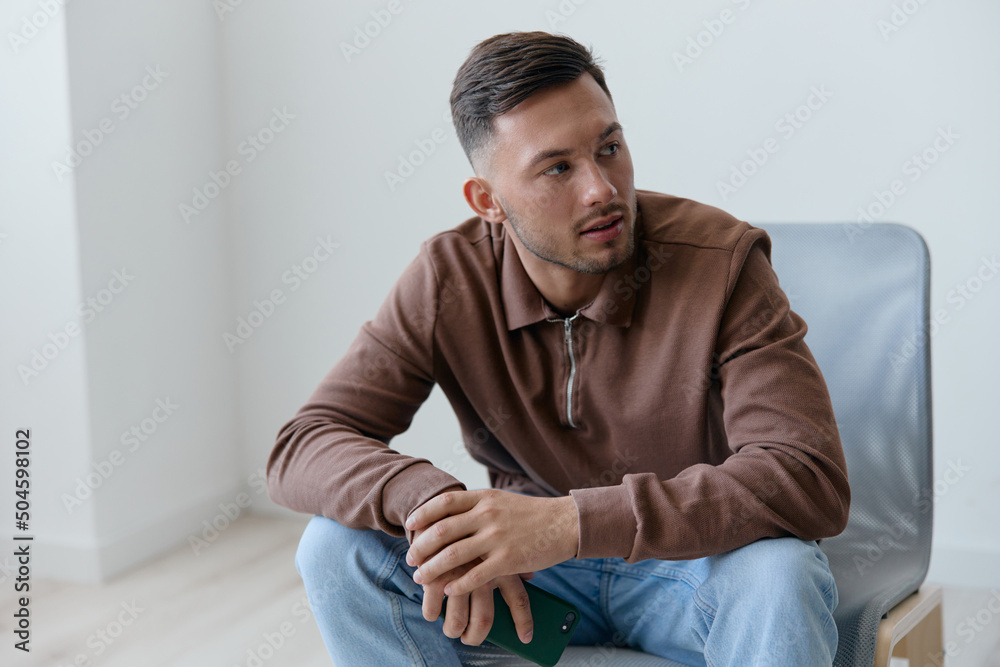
top-left (438, 580), bottom-right (581, 666)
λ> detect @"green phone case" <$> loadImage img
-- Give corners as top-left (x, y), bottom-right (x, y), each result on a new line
top-left (439, 580), bottom-right (581, 666)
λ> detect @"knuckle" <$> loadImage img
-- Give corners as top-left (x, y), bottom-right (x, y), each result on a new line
top-left (443, 546), bottom-right (461, 566)
top-left (442, 622), bottom-right (460, 637)
top-left (510, 591), bottom-right (531, 611)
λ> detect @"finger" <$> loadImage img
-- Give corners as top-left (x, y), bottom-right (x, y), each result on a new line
top-left (421, 582), bottom-right (445, 623)
top-left (417, 536), bottom-right (485, 588)
top-left (461, 584), bottom-right (495, 646)
top-left (518, 572), bottom-right (535, 581)
top-left (407, 512), bottom-right (475, 569)
top-left (497, 577), bottom-right (533, 644)
top-left (406, 489), bottom-right (477, 532)
top-left (442, 556), bottom-right (495, 598)
top-left (441, 592), bottom-right (470, 640)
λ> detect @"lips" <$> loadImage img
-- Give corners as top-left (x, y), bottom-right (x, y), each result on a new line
top-left (581, 213), bottom-right (623, 234)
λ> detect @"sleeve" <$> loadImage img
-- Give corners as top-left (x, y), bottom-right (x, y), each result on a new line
top-left (569, 227), bottom-right (851, 562)
top-left (266, 241), bottom-right (468, 543)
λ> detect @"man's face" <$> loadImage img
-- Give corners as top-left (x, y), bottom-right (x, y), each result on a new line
top-left (482, 73), bottom-right (637, 275)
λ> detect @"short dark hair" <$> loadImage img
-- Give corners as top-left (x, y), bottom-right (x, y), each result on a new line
top-left (449, 31), bottom-right (613, 175)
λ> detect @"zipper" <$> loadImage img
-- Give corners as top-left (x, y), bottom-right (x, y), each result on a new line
top-left (547, 313), bottom-right (580, 428)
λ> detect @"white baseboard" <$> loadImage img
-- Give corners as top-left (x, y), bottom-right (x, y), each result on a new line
top-left (33, 487), bottom-right (245, 583)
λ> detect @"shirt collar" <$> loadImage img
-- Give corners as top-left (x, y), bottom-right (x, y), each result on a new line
top-left (499, 205), bottom-right (645, 331)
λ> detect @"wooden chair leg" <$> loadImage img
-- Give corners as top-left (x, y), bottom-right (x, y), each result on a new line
top-left (874, 585), bottom-right (944, 667)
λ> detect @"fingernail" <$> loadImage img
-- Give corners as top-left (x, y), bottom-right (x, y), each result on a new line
top-left (523, 631), bottom-right (532, 643)
top-left (405, 516), bottom-right (415, 529)
top-left (443, 584), bottom-right (452, 596)
top-left (405, 552), bottom-right (413, 566)
top-left (413, 570), bottom-right (422, 584)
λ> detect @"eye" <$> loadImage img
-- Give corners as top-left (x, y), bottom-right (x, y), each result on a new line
top-left (601, 142), bottom-right (620, 156)
top-left (543, 162), bottom-right (569, 177)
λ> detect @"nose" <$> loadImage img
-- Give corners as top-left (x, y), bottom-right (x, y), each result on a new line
top-left (579, 159), bottom-right (617, 208)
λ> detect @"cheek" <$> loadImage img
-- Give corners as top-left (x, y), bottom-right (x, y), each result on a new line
top-left (523, 189), bottom-right (572, 221)
top-left (615, 157), bottom-right (635, 182)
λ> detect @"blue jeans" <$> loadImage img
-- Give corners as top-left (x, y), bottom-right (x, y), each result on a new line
top-left (294, 515), bottom-right (839, 666)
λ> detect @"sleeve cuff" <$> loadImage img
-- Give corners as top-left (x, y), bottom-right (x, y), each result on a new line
top-left (569, 484), bottom-right (638, 560)
top-left (382, 461), bottom-right (466, 543)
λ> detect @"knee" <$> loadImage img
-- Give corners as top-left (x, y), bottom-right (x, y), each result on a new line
top-left (715, 538), bottom-right (838, 610)
top-left (294, 515), bottom-right (393, 592)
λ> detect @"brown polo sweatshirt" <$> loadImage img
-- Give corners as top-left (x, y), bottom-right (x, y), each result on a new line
top-left (266, 189), bottom-right (851, 562)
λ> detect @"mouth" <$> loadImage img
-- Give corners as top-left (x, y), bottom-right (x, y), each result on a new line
top-left (580, 213), bottom-right (624, 234)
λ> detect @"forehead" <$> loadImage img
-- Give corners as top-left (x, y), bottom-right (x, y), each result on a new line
top-left (490, 73), bottom-right (618, 171)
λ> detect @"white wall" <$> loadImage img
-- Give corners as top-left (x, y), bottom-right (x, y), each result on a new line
top-left (0, 0), bottom-right (100, 579)
top-left (1, 0), bottom-right (242, 582)
top-left (2, 0), bottom-right (996, 587)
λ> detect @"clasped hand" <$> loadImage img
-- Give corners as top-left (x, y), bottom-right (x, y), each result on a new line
top-left (404, 489), bottom-right (579, 646)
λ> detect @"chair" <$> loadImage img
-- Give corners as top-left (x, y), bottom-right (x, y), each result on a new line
top-left (477, 222), bottom-right (941, 666)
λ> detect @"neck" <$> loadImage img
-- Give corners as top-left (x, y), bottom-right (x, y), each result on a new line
top-left (508, 237), bottom-right (606, 316)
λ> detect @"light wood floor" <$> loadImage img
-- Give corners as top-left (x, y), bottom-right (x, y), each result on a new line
top-left (17, 514), bottom-right (1000, 666)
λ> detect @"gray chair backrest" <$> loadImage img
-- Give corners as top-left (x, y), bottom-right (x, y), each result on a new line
top-left (759, 222), bottom-right (933, 667)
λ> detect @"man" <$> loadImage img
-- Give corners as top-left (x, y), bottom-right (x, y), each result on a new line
top-left (268, 30), bottom-right (851, 666)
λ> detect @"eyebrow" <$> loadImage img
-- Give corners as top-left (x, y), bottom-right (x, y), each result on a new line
top-left (526, 121), bottom-right (623, 169)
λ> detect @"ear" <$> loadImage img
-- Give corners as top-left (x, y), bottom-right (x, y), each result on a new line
top-left (462, 176), bottom-right (506, 224)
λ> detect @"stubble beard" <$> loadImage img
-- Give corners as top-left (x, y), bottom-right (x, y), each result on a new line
top-left (500, 193), bottom-right (637, 275)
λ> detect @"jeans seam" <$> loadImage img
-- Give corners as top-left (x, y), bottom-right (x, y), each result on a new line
top-left (600, 559), bottom-right (621, 642)
top-left (605, 562), bottom-right (704, 591)
top-left (692, 586), bottom-right (719, 667)
top-left (379, 538), bottom-right (428, 666)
